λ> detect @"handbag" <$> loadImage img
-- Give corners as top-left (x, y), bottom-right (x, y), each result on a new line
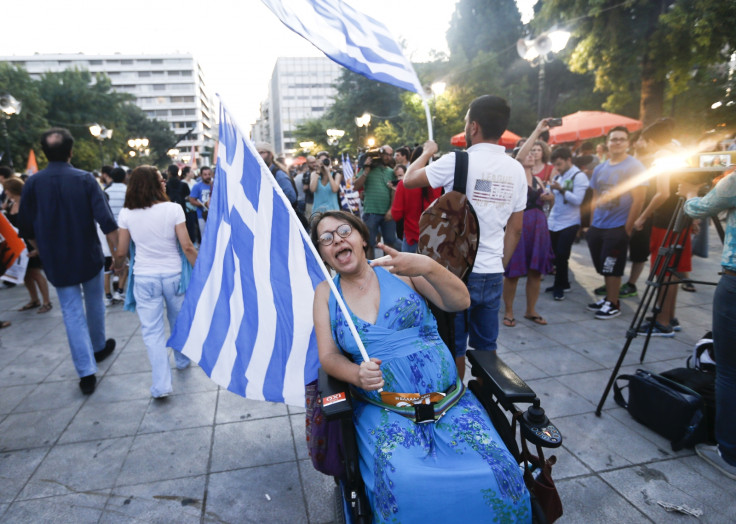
top-left (520, 438), bottom-right (563, 523)
top-left (305, 379), bottom-right (345, 477)
top-left (613, 369), bottom-right (708, 451)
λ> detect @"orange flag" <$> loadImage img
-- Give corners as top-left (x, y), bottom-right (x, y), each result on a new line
top-left (26, 149), bottom-right (38, 176)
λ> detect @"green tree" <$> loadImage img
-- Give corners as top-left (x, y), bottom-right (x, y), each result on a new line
top-left (536, 0), bottom-right (736, 125)
top-left (0, 63), bottom-right (48, 170)
top-left (37, 69), bottom-right (133, 171)
top-left (119, 103), bottom-right (178, 168)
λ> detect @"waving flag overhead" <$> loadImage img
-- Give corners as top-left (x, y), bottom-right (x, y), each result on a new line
top-left (168, 101), bottom-right (325, 407)
top-left (261, 0), bottom-right (424, 95)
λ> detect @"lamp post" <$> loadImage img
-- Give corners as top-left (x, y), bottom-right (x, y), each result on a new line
top-left (1, 93), bottom-right (22, 168)
top-left (89, 123), bottom-right (113, 167)
top-left (355, 112), bottom-right (371, 150)
top-left (517, 29), bottom-right (571, 119)
top-left (326, 129), bottom-right (345, 157)
top-left (127, 137), bottom-right (150, 166)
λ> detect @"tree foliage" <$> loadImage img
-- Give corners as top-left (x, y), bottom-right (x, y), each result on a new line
top-left (0, 65), bottom-right (178, 172)
top-left (536, 0), bottom-right (736, 125)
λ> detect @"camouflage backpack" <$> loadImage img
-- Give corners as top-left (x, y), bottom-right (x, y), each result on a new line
top-left (417, 152), bottom-right (479, 282)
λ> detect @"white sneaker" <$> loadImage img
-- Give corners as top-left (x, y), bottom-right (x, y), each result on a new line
top-left (112, 290), bottom-right (124, 302)
top-left (595, 300), bottom-right (621, 320)
top-left (104, 296), bottom-right (113, 307)
top-left (695, 443), bottom-right (736, 480)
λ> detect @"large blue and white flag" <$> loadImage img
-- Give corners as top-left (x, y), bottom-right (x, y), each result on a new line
top-left (261, 0), bottom-right (424, 96)
top-left (168, 101), bottom-right (326, 407)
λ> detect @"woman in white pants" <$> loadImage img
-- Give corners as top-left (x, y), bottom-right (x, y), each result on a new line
top-left (114, 166), bottom-right (198, 398)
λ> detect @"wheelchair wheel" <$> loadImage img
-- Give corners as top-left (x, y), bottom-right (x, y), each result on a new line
top-left (334, 484), bottom-right (347, 524)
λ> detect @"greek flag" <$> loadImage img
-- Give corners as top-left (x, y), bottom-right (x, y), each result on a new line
top-left (341, 153), bottom-right (354, 183)
top-left (168, 102), bottom-right (325, 406)
top-left (261, 0), bottom-right (424, 95)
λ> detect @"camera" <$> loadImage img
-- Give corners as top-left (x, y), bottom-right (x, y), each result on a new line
top-left (547, 118), bottom-right (563, 128)
top-left (322, 157), bottom-right (331, 167)
top-left (357, 148), bottom-right (383, 169)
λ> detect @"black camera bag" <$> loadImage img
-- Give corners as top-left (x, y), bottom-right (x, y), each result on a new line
top-left (613, 369), bottom-right (708, 451)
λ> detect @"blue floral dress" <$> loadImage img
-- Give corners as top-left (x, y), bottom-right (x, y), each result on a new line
top-left (329, 267), bottom-right (531, 523)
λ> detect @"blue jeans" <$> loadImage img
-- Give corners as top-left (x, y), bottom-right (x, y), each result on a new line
top-left (453, 272), bottom-right (503, 356)
top-left (713, 273), bottom-right (736, 466)
top-left (363, 213), bottom-right (400, 250)
top-left (133, 273), bottom-right (190, 397)
top-left (401, 238), bottom-right (417, 253)
top-left (56, 269), bottom-right (106, 378)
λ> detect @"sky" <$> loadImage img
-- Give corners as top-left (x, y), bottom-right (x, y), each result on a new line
top-left (3, 0), bottom-right (537, 129)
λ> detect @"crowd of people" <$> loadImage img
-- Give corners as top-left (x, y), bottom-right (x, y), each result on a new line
top-left (0, 92), bottom-right (734, 524)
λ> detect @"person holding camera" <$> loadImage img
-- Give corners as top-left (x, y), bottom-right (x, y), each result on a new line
top-left (310, 151), bottom-right (342, 214)
top-left (354, 145), bottom-right (400, 258)
top-left (681, 170), bottom-right (736, 480)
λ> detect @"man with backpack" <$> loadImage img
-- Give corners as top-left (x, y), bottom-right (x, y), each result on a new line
top-left (404, 95), bottom-right (527, 378)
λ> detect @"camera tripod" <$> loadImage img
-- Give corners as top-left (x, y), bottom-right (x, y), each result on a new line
top-left (595, 194), bottom-right (724, 416)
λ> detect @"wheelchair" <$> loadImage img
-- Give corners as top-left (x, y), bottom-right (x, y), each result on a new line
top-left (317, 349), bottom-right (563, 524)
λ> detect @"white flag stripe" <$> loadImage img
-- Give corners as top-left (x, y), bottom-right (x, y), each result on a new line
top-left (283, 228), bottom-right (318, 404)
top-left (208, 249), bottom-right (244, 390)
top-left (244, 172), bottom-right (278, 399)
top-left (179, 220), bottom-right (232, 364)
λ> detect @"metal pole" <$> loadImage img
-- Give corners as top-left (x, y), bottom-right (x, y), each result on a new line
top-left (1, 118), bottom-right (12, 168)
top-left (537, 61), bottom-right (546, 120)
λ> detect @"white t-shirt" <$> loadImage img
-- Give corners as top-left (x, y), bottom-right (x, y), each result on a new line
top-left (548, 166), bottom-right (589, 232)
top-left (118, 202), bottom-right (185, 276)
top-left (426, 143), bottom-right (527, 273)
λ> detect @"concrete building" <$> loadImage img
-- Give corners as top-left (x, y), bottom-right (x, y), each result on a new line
top-left (0, 53), bottom-right (216, 165)
top-left (252, 57), bottom-right (342, 157)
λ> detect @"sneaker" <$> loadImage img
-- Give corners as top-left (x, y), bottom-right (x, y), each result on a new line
top-left (637, 321), bottom-right (675, 337)
top-left (112, 290), bottom-right (124, 303)
top-left (553, 289), bottom-right (565, 301)
top-left (587, 298), bottom-right (607, 311)
top-left (619, 282), bottom-right (638, 298)
top-left (695, 444), bottom-right (736, 480)
top-left (670, 318), bottom-right (682, 332)
top-left (104, 295), bottom-right (112, 307)
top-left (545, 285), bottom-right (571, 293)
top-left (595, 300), bottom-right (621, 319)
top-left (594, 285), bottom-right (607, 296)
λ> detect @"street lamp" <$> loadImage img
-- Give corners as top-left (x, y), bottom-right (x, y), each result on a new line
top-left (326, 129), bottom-right (345, 146)
top-left (127, 137), bottom-right (150, 165)
top-left (430, 82), bottom-right (446, 97)
top-left (1, 93), bottom-right (22, 168)
top-left (355, 113), bottom-right (371, 150)
top-left (517, 29), bottom-right (571, 119)
top-left (89, 122), bottom-right (113, 167)
top-left (299, 141), bottom-right (315, 152)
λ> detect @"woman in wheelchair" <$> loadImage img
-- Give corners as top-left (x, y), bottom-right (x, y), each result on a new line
top-left (311, 211), bottom-right (531, 523)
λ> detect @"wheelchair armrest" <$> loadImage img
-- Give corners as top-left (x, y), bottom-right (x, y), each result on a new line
top-left (317, 367), bottom-right (353, 419)
top-left (467, 350), bottom-right (536, 405)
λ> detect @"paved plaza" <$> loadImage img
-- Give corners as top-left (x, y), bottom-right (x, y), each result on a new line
top-left (1, 229), bottom-right (735, 523)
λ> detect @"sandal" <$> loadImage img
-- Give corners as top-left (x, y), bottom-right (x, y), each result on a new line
top-left (19, 300), bottom-right (40, 311)
top-left (524, 315), bottom-right (548, 326)
top-left (681, 282), bottom-right (696, 292)
top-left (37, 303), bottom-right (53, 314)
top-left (502, 317), bottom-right (516, 327)
top-left (0, 320), bottom-right (10, 329)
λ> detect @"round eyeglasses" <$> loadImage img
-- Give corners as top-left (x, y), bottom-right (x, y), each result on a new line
top-left (318, 223), bottom-right (352, 246)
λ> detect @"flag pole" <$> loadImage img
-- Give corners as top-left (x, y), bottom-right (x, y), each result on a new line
top-left (422, 98), bottom-right (434, 141)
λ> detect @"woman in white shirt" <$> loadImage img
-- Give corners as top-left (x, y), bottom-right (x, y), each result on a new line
top-left (114, 166), bottom-right (198, 398)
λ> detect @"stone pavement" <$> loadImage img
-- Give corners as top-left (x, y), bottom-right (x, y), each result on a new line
top-left (1, 228), bottom-right (734, 523)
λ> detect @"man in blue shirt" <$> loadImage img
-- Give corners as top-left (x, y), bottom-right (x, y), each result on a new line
top-left (586, 126), bottom-right (646, 319)
top-left (19, 128), bottom-right (118, 395)
top-left (188, 166), bottom-right (214, 240)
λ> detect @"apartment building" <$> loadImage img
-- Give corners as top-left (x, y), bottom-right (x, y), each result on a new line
top-left (0, 53), bottom-right (216, 165)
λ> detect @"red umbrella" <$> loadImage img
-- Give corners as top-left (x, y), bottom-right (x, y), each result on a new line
top-left (450, 129), bottom-right (521, 149)
top-left (549, 111), bottom-right (642, 144)
top-left (291, 156), bottom-right (307, 166)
